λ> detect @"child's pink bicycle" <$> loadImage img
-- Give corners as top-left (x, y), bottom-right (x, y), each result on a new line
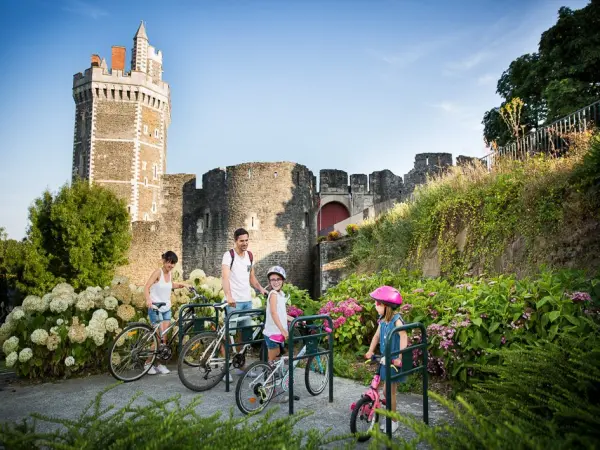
top-left (349, 354), bottom-right (398, 442)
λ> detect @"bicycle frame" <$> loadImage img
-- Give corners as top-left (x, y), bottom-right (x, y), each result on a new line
top-left (351, 360), bottom-right (384, 421)
top-left (196, 312), bottom-right (263, 366)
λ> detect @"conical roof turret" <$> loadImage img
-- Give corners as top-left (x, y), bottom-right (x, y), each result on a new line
top-left (134, 21), bottom-right (148, 40)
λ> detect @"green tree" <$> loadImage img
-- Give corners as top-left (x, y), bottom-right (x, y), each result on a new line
top-left (482, 1), bottom-right (600, 146)
top-left (19, 181), bottom-right (131, 294)
top-left (0, 228), bottom-right (27, 307)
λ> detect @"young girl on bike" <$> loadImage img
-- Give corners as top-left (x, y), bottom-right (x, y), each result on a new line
top-left (143, 251), bottom-right (188, 375)
top-left (262, 266), bottom-right (289, 363)
top-left (364, 286), bottom-right (408, 434)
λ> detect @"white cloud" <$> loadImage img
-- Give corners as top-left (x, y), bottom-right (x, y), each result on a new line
top-left (477, 74), bottom-right (496, 86)
top-left (62, 0), bottom-right (108, 19)
top-left (433, 101), bottom-right (461, 113)
top-left (443, 51), bottom-right (491, 76)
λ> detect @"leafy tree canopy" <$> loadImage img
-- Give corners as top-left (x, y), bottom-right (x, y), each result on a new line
top-left (483, 0), bottom-right (600, 147)
top-left (19, 180), bottom-right (131, 295)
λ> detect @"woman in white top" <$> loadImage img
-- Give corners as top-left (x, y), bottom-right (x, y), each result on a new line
top-left (143, 251), bottom-right (188, 374)
top-left (263, 265), bottom-right (290, 363)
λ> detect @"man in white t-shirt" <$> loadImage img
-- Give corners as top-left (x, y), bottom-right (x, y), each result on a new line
top-left (222, 228), bottom-right (267, 376)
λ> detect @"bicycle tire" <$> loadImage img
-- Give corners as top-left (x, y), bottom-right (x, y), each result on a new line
top-left (108, 322), bottom-right (158, 382)
top-left (179, 321), bottom-right (199, 367)
top-left (235, 361), bottom-right (276, 415)
top-left (305, 348), bottom-right (329, 396)
top-left (350, 396), bottom-right (379, 442)
top-left (177, 331), bottom-right (225, 392)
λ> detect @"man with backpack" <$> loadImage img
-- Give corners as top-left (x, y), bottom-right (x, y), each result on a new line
top-left (221, 228), bottom-right (267, 377)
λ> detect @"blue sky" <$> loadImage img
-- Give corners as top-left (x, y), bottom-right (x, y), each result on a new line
top-left (0, 0), bottom-right (590, 239)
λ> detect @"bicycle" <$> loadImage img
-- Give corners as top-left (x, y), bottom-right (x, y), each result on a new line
top-left (235, 322), bottom-right (329, 415)
top-left (177, 301), bottom-right (266, 392)
top-left (107, 287), bottom-right (205, 382)
top-left (349, 355), bottom-right (399, 441)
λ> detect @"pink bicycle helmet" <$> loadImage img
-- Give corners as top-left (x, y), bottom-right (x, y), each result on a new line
top-left (369, 286), bottom-right (403, 309)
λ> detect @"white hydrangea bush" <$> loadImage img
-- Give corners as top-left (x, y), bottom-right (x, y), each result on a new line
top-left (2, 268), bottom-right (231, 379)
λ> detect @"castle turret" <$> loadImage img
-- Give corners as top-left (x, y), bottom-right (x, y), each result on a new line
top-left (72, 22), bottom-right (170, 222)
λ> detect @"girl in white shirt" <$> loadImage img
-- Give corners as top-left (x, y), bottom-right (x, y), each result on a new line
top-left (263, 265), bottom-right (289, 363)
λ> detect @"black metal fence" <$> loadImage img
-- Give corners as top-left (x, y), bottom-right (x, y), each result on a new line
top-left (480, 100), bottom-right (600, 169)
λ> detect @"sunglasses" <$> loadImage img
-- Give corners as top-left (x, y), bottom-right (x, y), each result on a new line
top-left (375, 301), bottom-right (385, 307)
top-left (269, 278), bottom-right (283, 283)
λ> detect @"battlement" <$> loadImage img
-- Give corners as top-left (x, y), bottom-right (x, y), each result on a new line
top-left (73, 65), bottom-right (169, 100)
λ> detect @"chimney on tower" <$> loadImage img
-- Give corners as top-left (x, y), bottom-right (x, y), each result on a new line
top-left (91, 54), bottom-right (101, 67)
top-left (111, 46), bottom-right (126, 71)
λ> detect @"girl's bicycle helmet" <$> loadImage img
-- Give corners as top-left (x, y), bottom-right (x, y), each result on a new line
top-left (369, 285), bottom-right (403, 309)
top-left (267, 265), bottom-right (287, 280)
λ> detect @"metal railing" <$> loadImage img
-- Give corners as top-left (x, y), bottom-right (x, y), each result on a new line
top-left (481, 100), bottom-right (600, 169)
top-left (287, 315), bottom-right (334, 415)
top-left (383, 322), bottom-right (429, 440)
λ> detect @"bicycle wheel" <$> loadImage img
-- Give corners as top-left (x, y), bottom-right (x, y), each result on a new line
top-left (305, 348), bottom-right (329, 395)
top-left (179, 321), bottom-right (199, 367)
top-left (235, 361), bottom-right (276, 415)
top-left (177, 332), bottom-right (225, 391)
top-left (108, 323), bottom-right (158, 382)
top-left (350, 396), bottom-right (379, 442)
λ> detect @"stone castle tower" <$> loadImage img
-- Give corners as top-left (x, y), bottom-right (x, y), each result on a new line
top-left (72, 22), bottom-right (170, 222)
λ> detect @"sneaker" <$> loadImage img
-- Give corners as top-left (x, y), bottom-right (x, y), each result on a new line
top-left (276, 394), bottom-right (300, 403)
top-left (155, 364), bottom-right (170, 374)
top-left (246, 368), bottom-right (260, 378)
top-left (221, 373), bottom-right (234, 383)
top-left (232, 368), bottom-right (245, 376)
top-left (380, 420), bottom-right (399, 433)
top-left (145, 364), bottom-right (157, 375)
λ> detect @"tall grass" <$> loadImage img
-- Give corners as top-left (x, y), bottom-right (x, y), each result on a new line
top-left (349, 131), bottom-right (598, 280)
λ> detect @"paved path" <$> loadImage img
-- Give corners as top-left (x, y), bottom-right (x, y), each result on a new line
top-left (0, 365), bottom-right (449, 448)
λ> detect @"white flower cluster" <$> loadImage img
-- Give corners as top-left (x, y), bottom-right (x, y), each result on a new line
top-left (189, 269), bottom-right (206, 285)
top-left (22, 295), bottom-right (48, 313)
top-left (11, 308), bottom-right (25, 321)
top-left (104, 296), bottom-right (118, 310)
top-left (86, 309), bottom-right (108, 346)
top-left (0, 322), bottom-right (14, 346)
top-left (19, 348), bottom-right (33, 363)
top-left (75, 289), bottom-right (97, 312)
top-left (5, 351), bottom-right (18, 367)
top-left (52, 283), bottom-right (75, 296)
top-left (105, 317), bottom-right (119, 333)
top-left (64, 356), bottom-right (75, 367)
top-left (50, 293), bottom-right (76, 314)
top-left (2, 336), bottom-right (19, 355)
top-left (56, 318), bottom-right (64, 325)
top-left (30, 329), bottom-right (49, 346)
top-left (199, 276), bottom-right (225, 298)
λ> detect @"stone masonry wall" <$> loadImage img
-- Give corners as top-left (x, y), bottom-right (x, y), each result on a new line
top-left (94, 102), bottom-right (136, 139)
top-left (116, 173), bottom-right (194, 284)
top-left (182, 169), bottom-right (229, 278)
top-left (225, 162), bottom-right (315, 290)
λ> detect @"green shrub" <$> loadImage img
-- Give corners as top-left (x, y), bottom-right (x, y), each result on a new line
top-left (19, 180), bottom-right (131, 295)
top-left (327, 230), bottom-right (341, 241)
top-left (320, 268), bottom-right (600, 387)
top-left (0, 385), bottom-right (343, 449)
top-left (345, 224), bottom-right (359, 236)
top-left (282, 284), bottom-right (321, 316)
top-left (379, 323), bottom-right (600, 449)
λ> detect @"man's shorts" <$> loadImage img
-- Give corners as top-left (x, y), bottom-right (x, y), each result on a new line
top-left (225, 301), bottom-right (253, 328)
top-left (148, 308), bottom-right (172, 325)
